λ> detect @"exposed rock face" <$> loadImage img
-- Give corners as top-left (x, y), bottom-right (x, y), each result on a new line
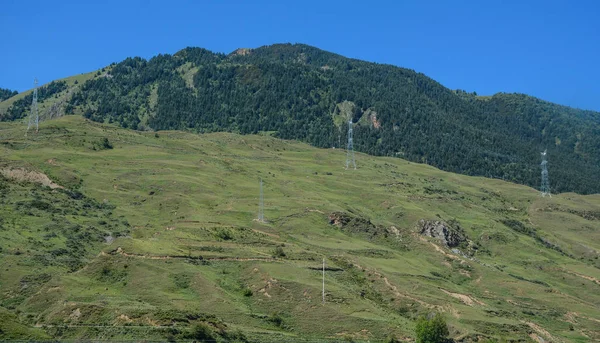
top-left (329, 212), bottom-right (400, 238)
top-left (367, 109), bottom-right (381, 129)
top-left (329, 212), bottom-right (378, 235)
top-left (328, 212), bottom-right (409, 251)
top-left (231, 48), bottom-right (253, 56)
top-left (328, 212), bottom-right (352, 227)
top-left (418, 219), bottom-right (467, 248)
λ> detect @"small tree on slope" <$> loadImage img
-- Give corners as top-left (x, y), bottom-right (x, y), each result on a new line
top-left (415, 312), bottom-right (450, 343)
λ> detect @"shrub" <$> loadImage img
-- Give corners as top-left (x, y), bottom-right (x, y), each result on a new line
top-left (173, 273), bottom-right (191, 289)
top-left (215, 229), bottom-right (232, 240)
top-left (415, 312), bottom-right (449, 343)
top-left (184, 323), bottom-right (215, 342)
top-left (224, 329), bottom-right (248, 342)
top-left (268, 313), bottom-right (283, 327)
top-left (273, 246), bottom-right (286, 258)
top-left (101, 137), bottom-right (113, 149)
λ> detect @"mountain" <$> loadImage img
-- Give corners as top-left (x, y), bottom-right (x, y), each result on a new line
top-left (1, 43), bottom-right (600, 195)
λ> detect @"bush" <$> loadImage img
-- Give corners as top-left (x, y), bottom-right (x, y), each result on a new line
top-left (173, 273), bottom-right (191, 289)
top-left (224, 329), bottom-right (248, 342)
top-left (268, 313), bottom-right (283, 327)
top-left (184, 323), bottom-right (215, 342)
top-left (215, 229), bottom-right (232, 240)
top-left (415, 312), bottom-right (449, 343)
top-left (273, 246), bottom-right (286, 258)
top-left (101, 137), bottom-right (113, 149)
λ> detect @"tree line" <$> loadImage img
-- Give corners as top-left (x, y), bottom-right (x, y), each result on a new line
top-left (0, 87), bottom-right (18, 102)
top-left (0, 81), bottom-right (68, 121)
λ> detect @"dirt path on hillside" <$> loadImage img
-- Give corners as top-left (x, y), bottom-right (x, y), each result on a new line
top-left (101, 248), bottom-right (277, 262)
top-left (34, 323), bottom-right (173, 329)
top-left (523, 321), bottom-right (560, 343)
top-left (416, 234), bottom-right (463, 261)
top-left (350, 261), bottom-right (441, 311)
top-left (251, 228), bottom-right (280, 238)
top-left (564, 269), bottom-right (600, 286)
top-left (440, 289), bottom-right (485, 306)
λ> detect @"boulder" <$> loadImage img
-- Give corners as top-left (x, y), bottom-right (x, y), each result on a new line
top-left (418, 219), bottom-right (467, 248)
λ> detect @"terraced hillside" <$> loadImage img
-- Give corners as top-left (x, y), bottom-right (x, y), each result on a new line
top-left (0, 116), bottom-right (599, 342)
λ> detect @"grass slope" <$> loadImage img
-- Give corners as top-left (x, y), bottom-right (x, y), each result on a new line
top-left (0, 116), bottom-right (599, 342)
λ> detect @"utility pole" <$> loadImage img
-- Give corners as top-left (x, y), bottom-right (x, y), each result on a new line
top-left (322, 258), bottom-right (325, 304)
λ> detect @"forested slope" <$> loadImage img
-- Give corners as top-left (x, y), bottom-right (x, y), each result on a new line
top-left (0, 88), bottom-right (17, 102)
top-left (3, 43), bottom-right (599, 194)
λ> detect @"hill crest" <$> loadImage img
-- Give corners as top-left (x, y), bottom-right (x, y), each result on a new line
top-left (2, 43), bottom-right (600, 194)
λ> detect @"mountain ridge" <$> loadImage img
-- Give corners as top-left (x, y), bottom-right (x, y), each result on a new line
top-left (1, 43), bottom-right (599, 194)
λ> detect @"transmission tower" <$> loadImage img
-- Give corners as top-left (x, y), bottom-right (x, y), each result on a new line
top-left (540, 150), bottom-right (551, 197)
top-left (345, 119), bottom-right (356, 170)
top-left (258, 178), bottom-right (265, 222)
top-left (26, 78), bottom-right (39, 135)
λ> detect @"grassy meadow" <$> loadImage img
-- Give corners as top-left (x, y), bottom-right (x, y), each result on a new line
top-left (0, 116), bottom-right (599, 342)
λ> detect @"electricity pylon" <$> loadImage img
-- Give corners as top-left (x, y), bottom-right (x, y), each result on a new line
top-left (26, 78), bottom-right (39, 135)
top-left (541, 150), bottom-right (551, 197)
top-left (258, 178), bottom-right (265, 222)
top-left (345, 119), bottom-right (356, 170)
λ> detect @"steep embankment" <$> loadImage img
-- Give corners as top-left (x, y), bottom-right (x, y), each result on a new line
top-left (0, 116), bottom-right (599, 342)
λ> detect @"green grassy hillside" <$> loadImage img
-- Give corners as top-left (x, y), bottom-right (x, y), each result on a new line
top-left (0, 116), bottom-right (599, 342)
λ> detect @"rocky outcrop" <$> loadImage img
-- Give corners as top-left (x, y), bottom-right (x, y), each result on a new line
top-left (328, 212), bottom-right (410, 251)
top-left (418, 220), bottom-right (467, 248)
top-left (329, 212), bottom-right (401, 239)
top-left (231, 48), bottom-right (253, 56)
top-left (329, 212), bottom-right (381, 236)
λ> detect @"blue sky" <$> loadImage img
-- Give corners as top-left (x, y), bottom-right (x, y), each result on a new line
top-left (2, 0), bottom-right (599, 110)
